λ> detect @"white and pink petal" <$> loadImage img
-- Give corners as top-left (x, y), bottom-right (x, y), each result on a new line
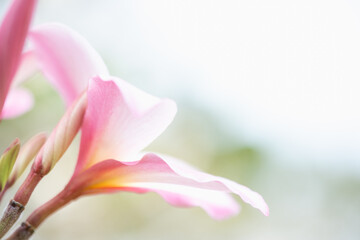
top-left (70, 153), bottom-right (268, 219)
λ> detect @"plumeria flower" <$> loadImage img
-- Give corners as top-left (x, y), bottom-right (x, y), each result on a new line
top-left (10, 76), bottom-right (268, 239)
top-left (70, 76), bottom-right (269, 219)
top-left (3, 14), bottom-right (268, 239)
top-left (27, 23), bottom-right (269, 219)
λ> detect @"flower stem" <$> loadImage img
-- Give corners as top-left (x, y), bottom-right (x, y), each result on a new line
top-left (7, 187), bottom-right (80, 240)
top-left (0, 200), bottom-right (24, 238)
top-left (6, 222), bottom-right (34, 240)
top-left (13, 169), bottom-right (43, 205)
top-left (0, 170), bottom-right (43, 238)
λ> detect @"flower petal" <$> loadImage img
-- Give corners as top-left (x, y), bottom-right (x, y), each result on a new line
top-left (70, 153), bottom-right (268, 219)
top-left (75, 76), bottom-right (177, 172)
top-left (0, 0), bottom-right (37, 115)
top-left (1, 88), bottom-right (34, 119)
top-left (28, 23), bottom-right (109, 105)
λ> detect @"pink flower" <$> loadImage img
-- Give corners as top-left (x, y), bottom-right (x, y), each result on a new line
top-left (62, 76), bottom-right (269, 220)
top-left (23, 24), bottom-right (268, 220)
top-left (0, 0), bottom-right (37, 119)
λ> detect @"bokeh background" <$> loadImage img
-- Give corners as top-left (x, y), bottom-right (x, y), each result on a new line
top-left (1, 0), bottom-right (360, 239)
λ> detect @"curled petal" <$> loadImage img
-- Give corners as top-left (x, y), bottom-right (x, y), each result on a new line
top-left (0, 0), bottom-right (37, 115)
top-left (1, 88), bottom-right (34, 119)
top-left (70, 153), bottom-right (268, 219)
top-left (76, 77), bottom-right (177, 172)
top-left (29, 23), bottom-right (109, 105)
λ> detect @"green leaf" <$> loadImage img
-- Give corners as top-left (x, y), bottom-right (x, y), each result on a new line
top-left (0, 139), bottom-right (20, 191)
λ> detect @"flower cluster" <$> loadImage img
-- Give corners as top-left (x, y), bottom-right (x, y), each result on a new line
top-left (0, 0), bottom-right (268, 239)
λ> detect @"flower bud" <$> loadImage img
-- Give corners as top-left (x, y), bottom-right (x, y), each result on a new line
top-left (0, 139), bottom-right (20, 191)
top-left (8, 133), bottom-right (46, 186)
top-left (33, 92), bottom-right (87, 175)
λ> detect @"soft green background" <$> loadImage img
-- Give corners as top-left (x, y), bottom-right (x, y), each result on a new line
top-left (1, 0), bottom-right (360, 239)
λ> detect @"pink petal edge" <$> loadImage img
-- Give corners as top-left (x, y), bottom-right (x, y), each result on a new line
top-left (155, 153), bottom-right (269, 216)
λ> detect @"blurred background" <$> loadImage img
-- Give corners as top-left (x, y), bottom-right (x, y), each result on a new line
top-left (1, 0), bottom-right (360, 239)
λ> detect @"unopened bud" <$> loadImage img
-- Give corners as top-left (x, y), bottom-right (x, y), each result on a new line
top-left (34, 92), bottom-right (87, 175)
top-left (8, 133), bottom-right (46, 186)
top-left (0, 139), bottom-right (20, 190)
